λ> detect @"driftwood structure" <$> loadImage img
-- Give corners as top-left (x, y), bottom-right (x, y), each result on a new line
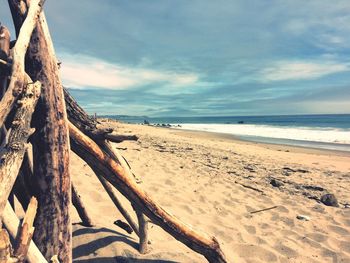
top-left (0, 1), bottom-right (228, 262)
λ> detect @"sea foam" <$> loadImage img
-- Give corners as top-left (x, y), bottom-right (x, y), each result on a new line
top-left (174, 123), bottom-right (350, 145)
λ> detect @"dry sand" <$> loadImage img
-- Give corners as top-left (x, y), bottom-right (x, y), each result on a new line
top-left (71, 121), bottom-right (350, 263)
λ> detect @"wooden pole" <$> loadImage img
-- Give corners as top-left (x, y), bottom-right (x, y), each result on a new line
top-left (8, 2), bottom-right (72, 261)
top-left (69, 122), bottom-right (227, 263)
top-left (135, 209), bottom-right (149, 254)
top-left (72, 184), bottom-right (94, 227)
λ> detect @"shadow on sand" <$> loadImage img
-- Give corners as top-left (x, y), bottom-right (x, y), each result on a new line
top-left (73, 227), bottom-right (138, 260)
top-left (74, 257), bottom-right (178, 263)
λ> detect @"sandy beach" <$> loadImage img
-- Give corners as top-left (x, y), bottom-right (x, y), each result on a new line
top-left (71, 120), bottom-right (350, 263)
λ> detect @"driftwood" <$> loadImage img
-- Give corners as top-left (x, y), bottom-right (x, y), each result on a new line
top-left (4, 1), bottom-right (229, 262)
top-left (235, 181), bottom-right (264, 194)
top-left (105, 134), bottom-right (138, 143)
top-left (66, 87), bottom-right (226, 261)
top-left (0, 0), bottom-right (44, 127)
top-left (9, 4), bottom-right (73, 261)
top-left (136, 210), bottom-right (149, 254)
top-left (69, 122), bottom-right (227, 263)
top-left (72, 184), bottom-right (94, 227)
top-left (2, 202), bottom-right (47, 263)
top-left (0, 80), bottom-right (41, 216)
top-left (250, 206), bottom-right (278, 214)
top-left (13, 197), bottom-right (38, 262)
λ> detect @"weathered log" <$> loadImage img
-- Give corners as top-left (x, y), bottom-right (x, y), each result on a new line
top-left (0, 80), bottom-right (41, 216)
top-left (105, 134), bottom-right (138, 143)
top-left (2, 202), bottom-right (47, 263)
top-left (72, 184), bottom-right (94, 227)
top-left (64, 89), bottom-right (142, 182)
top-left (136, 210), bottom-right (148, 254)
top-left (69, 122), bottom-right (227, 263)
top-left (96, 174), bottom-right (140, 237)
top-left (90, 127), bottom-right (113, 140)
top-left (14, 197), bottom-right (37, 262)
top-left (0, 0), bottom-right (44, 127)
top-left (64, 90), bottom-right (143, 236)
top-left (8, 3), bottom-right (72, 261)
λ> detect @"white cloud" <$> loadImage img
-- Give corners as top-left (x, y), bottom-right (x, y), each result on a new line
top-left (260, 60), bottom-right (350, 82)
top-left (58, 53), bottom-right (199, 89)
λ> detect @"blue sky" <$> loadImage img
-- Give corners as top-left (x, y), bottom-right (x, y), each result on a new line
top-left (1, 0), bottom-right (350, 116)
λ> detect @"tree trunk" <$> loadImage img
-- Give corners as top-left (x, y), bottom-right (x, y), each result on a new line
top-left (7, 4), bottom-right (73, 261)
top-left (69, 122), bottom-right (227, 263)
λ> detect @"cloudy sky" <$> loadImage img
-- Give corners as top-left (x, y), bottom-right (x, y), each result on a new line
top-left (1, 0), bottom-right (350, 116)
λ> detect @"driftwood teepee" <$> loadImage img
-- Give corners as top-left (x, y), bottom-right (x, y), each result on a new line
top-left (0, 1), bottom-right (228, 262)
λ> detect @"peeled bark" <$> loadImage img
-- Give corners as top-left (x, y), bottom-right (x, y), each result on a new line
top-left (69, 122), bottom-right (227, 263)
top-left (0, 80), bottom-right (41, 216)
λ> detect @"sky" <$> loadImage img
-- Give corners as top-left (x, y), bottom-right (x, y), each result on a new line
top-left (1, 0), bottom-right (350, 116)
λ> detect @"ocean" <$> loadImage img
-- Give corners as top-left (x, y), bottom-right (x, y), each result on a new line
top-left (105, 114), bottom-right (350, 152)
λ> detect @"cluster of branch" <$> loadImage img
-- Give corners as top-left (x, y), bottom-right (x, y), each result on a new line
top-left (0, 0), bottom-right (228, 262)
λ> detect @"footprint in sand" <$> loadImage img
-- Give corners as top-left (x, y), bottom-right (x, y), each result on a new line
top-left (244, 225), bottom-right (256, 235)
top-left (273, 242), bottom-right (299, 258)
top-left (328, 224), bottom-right (350, 236)
top-left (233, 244), bottom-right (278, 262)
top-left (306, 232), bottom-right (328, 242)
top-left (180, 204), bottom-right (193, 215)
top-left (90, 191), bottom-right (103, 202)
top-left (164, 179), bottom-right (176, 186)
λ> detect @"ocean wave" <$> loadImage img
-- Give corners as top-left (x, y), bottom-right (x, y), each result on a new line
top-left (173, 123), bottom-right (350, 144)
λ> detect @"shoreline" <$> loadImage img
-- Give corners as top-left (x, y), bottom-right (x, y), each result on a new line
top-left (173, 127), bottom-right (350, 157)
top-left (133, 123), bottom-right (350, 157)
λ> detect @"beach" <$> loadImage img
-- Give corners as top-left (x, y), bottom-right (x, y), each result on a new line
top-left (71, 120), bottom-right (350, 263)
